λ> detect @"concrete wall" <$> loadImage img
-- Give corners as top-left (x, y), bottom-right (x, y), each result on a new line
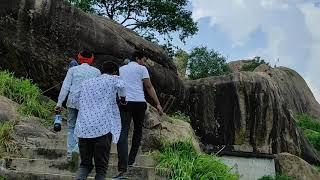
top-left (221, 156), bottom-right (275, 180)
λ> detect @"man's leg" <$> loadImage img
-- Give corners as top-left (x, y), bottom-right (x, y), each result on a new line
top-left (67, 107), bottom-right (79, 158)
top-left (116, 107), bottom-right (132, 173)
top-left (128, 102), bottom-right (147, 165)
top-left (94, 133), bottom-right (112, 180)
top-left (76, 138), bottom-right (94, 180)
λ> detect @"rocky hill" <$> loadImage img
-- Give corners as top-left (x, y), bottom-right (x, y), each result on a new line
top-left (1, 0), bottom-right (320, 167)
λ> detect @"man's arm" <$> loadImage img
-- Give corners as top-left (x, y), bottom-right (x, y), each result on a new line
top-left (55, 69), bottom-right (73, 111)
top-left (143, 78), bottom-right (163, 115)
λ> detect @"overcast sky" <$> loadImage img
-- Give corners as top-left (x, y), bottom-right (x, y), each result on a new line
top-left (175, 0), bottom-right (320, 103)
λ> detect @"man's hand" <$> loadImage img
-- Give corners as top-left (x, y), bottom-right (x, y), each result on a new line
top-left (156, 104), bottom-right (164, 116)
top-left (54, 106), bottom-right (62, 113)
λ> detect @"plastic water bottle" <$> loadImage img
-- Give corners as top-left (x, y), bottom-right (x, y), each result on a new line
top-left (53, 113), bottom-right (62, 132)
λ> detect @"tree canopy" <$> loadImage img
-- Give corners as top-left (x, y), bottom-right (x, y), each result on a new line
top-left (68, 0), bottom-right (198, 43)
top-left (173, 49), bottom-right (189, 79)
top-left (187, 47), bottom-right (230, 80)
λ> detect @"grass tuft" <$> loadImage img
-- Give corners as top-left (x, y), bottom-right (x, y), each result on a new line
top-left (153, 140), bottom-right (238, 180)
top-left (168, 111), bottom-right (191, 123)
top-left (0, 121), bottom-right (20, 158)
top-left (0, 70), bottom-right (55, 125)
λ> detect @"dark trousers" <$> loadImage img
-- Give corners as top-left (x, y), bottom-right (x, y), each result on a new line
top-left (76, 133), bottom-right (112, 180)
top-left (117, 102), bottom-right (147, 172)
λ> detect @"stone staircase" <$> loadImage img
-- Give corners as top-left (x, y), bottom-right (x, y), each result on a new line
top-left (0, 121), bottom-right (161, 180)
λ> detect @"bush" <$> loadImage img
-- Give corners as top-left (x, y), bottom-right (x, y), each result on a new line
top-left (154, 140), bottom-right (238, 180)
top-left (241, 57), bottom-right (269, 72)
top-left (168, 111), bottom-right (190, 123)
top-left (0, 71), bottom-right (55, 124)
top-left (295, 114), bottom-right (320, 151)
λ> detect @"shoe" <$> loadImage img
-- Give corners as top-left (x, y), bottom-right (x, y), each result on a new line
top-left (112, 171), bottom-right (128, 179)
top-left (128, 162), bottom-right (135, 168)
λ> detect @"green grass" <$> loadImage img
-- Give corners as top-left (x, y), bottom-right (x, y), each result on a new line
top-left (295, 114), bottom-right (320, 151)
top-left (0, 176), bottom-right (7, 180)
top-left (258, 174), bottom-right (293, 180)
top-left (153, 140), bottom-right (239, 180)
top-left (0, 70), bottom-right (55, 125)
top-left (0, 121), bottom-right (20, 158)
top-left (168, 111), bottom-right (191, 123)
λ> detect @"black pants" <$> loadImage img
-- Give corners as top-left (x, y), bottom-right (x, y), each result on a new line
top-left (117, 102), bottom-right (147, 172)
top-left (76, 133), bottom-right (112, 180)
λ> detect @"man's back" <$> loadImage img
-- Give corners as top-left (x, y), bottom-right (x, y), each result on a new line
top-left (119, 61), bottom-right (149, 102)
top-left (75, 74), bottom-right (125, 143)
top-left (57, 63), bottom-right (101, 108)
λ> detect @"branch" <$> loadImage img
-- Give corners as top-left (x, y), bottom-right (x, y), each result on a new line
top-left (125, 23), bottom-right (139, 28)
top-left (103, 2), bottom-right (113, 19)
top-left (120, 16), bottom-right (133, 24)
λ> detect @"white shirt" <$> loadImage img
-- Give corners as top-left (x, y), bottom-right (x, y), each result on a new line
top-left (74, 74), bottom-right (126, 143)
top-left (119, 61), bottom-right (149, 102)
top-left (57, 63), bottom-right (101, 108)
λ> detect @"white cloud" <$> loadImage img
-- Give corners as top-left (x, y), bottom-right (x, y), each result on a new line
top-left (192, 0), bottom-right (320, 103)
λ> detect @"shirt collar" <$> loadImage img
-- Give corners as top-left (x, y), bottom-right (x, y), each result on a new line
top-left (81, 63), bottom-right (89, 66)
top-left (129, 61), bottom-right (139, 65)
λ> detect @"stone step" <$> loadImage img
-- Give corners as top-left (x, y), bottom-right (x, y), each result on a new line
top-left (26, 137), bottom-right (133, 149)
top-left (1, 158), bottom-right (156, 180)
top-left (0, 169), bottom-right (106, 180)
top-left (20, 147), bottom-right (154, 167)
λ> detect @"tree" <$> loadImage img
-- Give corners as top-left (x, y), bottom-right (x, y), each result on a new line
top-left (68, 0), bottom-right (96, 12)
top-left (188, 47), bottom-right (230, 80)
top-left (67, 0), bottom-right (198, 44)
top-left (174, 49), bottom-right (188, 79)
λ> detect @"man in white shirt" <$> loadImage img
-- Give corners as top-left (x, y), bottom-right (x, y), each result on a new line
top-left (74, 61), bottom-right (126, 180)
top-left (113, 50), bottom-right (164, 179)
top-left (54, 50), bottom-right (101, 160)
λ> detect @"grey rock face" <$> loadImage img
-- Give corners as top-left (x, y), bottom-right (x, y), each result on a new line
top-left (0, 0), bottom-right (184, 111)
top-left (183, 71), bottom-right (320, 164)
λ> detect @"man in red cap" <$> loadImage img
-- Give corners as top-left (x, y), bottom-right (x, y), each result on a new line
top-left (55, 49), bottom-right (101, 161)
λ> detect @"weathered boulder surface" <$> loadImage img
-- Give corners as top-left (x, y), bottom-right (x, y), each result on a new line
top-left (141, 104), bottom-right (200, 152)
top-left (267, 67), bottom-right (320, 119)
top-left (0, 96), bottom-right (19, 123)
top-left (184, 71), bottom-right (320, 164)
top-left (0, 0), bottom-right (184, 111)
top-left (275, 153), bottom-right (320, 180)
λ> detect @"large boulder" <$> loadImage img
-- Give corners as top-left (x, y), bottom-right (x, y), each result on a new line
top-left (0, 0), bottom-right (184, 111)
top-left (268, 67), bottom-right (320, 119)
top-left (183, 71), bottom-right (320, 164)
top-left (0, 96), bottom-right (19, 123)
top-left (275, 153), bottom-right (320, 180)
top-left (141, 104), bottom-right (200, 152)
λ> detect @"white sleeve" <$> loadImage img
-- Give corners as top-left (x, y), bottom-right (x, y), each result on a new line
top-left (57, 68), bottom-right (73, 107)
top-left (141, 66), bottom-right (150, 79)
top-left (115, 76), bottom-right (126, 97)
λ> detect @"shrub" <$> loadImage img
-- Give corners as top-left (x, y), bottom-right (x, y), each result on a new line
top-left (0, 71), bottom-right (55, 124)
top-left (295, 114), bottom-right (320, 151)
top-left (241, 57), bottom-right (269, 72)
top-left (154, 140), bottom-right (238, 180)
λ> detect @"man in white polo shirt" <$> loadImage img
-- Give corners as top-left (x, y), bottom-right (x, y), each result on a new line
top-left (113, 50), bottom-right (163, 179)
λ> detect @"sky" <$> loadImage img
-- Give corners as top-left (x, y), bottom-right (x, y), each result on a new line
top-left (175, 0), bottom-right (320, 103)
